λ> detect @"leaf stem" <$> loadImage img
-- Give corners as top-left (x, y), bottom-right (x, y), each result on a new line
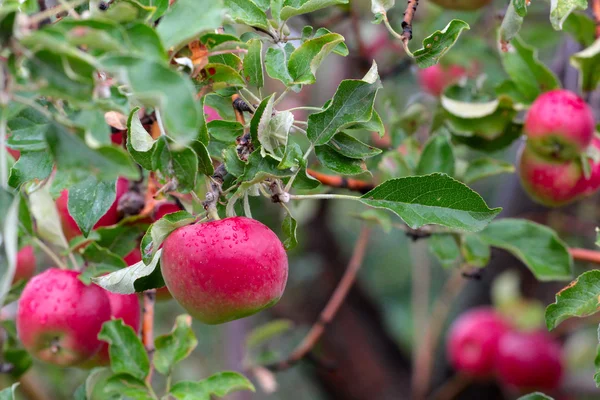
top-left (33, 238), bottom-right (69, 270)
top-left (243, 192), bottom-right (252, 218)
top-left (165, 374), bottom-right (172, 394)
top-left (273, 87), bottom-right (292, 107)
top-left (288, 193), bottom-right (360, 201)
top-left (382, 15), bottom-right (414, 57)
top-left (237, 91), bottom-right (257, 113)
top-left (240, 88), bottom-right (260, 105)
top-left (284, 106), bottom-right (322, 112)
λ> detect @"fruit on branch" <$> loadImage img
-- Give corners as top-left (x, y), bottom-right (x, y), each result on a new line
top-left (524, 89), bottom-right (595, 161)
top-left (17, 269), bottom-right (111, 367)
top-left (204, 105), bottom-right (221, 122)
top-left (161, 217), bottom-right (288, 324)
top-left (124, 246), bottom-right (172, 301)
top-left (153, 201), bottom-right (182, 220)
top-left (81, 291), bottom-right (141, 367)
top-left (13, 245), bottom-right (36, 284)
top-left (418, 64), bottom-right (467, 96)
top-left (446, 307), bottom-right (510, 377)
top-left (429, 0), bottom-right (492, 11)
top-left (56, 177), bottom-right (129, 241)
top-left (518, 141), bottom-right (600, 207)
top-left (496, 330), bottom-right (563, 390)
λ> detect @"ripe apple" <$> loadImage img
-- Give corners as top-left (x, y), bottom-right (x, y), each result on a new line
top-left (56, 177), bottom-right (129, 241)
top-left (418, 64), bottom-right (467, 96)
top-left (81, 291), bottom-right (141, 367)
top-left (524, 89), bottom-right (595, 161)
top-left (446, 307), bottom-right (510, 377)
top-left (161, 217), bottom-right (288, 324)
top-left (17, 269), bottom-right (111, 367)
top-left (429, 0), bottom-right (491, 10)
top-left (13, 245), bottom-right (36, 284)
top-left (153, 202), bottom-right (182, 220)
top-left (496, 330), bottom-right (563, 390)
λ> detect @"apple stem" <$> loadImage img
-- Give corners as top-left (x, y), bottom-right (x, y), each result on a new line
top-left (263, 226), bottom-right (371, 372)
top-left (49, 337), bottom-right (60, 354)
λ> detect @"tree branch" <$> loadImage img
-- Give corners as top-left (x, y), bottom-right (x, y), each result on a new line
top-left (265, 226), bottom-right (371, 372)
top-left (593, 0), bottom-right (600, 38)
top-left (306, 169), bottom-right (375, 194)
top-left (401, 0), bottom-right (419, 42)
top-left (142, 289), bottom-right (156, 384)
top-left (570, 247), bottom-right (600, 264)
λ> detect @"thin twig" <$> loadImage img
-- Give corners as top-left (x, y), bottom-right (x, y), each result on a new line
top-left (142, 289), bottom-right (156, 384)
top-left (570, 247), bottom-right (600, 264)
top-left (265, 227), bottom-right (371, 371)
top-left (28, 0), bottom-right (88, 25)
top-left (32, 238), bottom-right (69, 270)
top-left (593, 0), bottom-right (600, 38)
top-left (401, 0), bottom-right (419, 43)
top-left (412, 269), bottom-right (467, 400)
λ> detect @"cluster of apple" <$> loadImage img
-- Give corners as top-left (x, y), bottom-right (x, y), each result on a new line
top-left (447, 307), bottom-right (563, 391)
top-left (518, 89), bottom-right (599, 207)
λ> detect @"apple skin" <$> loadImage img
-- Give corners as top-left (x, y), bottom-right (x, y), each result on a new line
top-left (153, 202), bottom-right (182, 221)
top-left (429, 0), bottom-right (491, 10)
top-left (204, 105), bottom-right (221, 123)
top-left (161, 217), bottom-right (288, 324)
top-left (496, 330), bottom-right (563, 390)
top-left (524, 89), bottom-right (595, 161)
top-left (418, 64), bottom-right (467, 96)
top-left (13, 245), bottom-right (36, 284)
top-left (17, 269), bottom-right (111, 367)
top-left (446, 307), bottom-right (510, 377)
top-left (56, 177), bottom-right (129, 241)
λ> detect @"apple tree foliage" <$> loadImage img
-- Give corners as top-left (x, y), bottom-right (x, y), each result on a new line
top-left (0, 0), bottom-right (597, 397)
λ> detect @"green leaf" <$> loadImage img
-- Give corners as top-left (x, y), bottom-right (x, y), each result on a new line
top-left (480, 219), bottom-right (572, 282)
top-left (240, 152), bottom-right (294, 183)
top-left (328, 133), bottom-right (382, 159)
top-left (67, 176), bottom-right (117, 237)
top-left (313, 28), bottom-right (349, 56)
top-left (288, 33), bottom-right (345, 85)
top-left (499, 36), bottom-right (561, 103)
top-left (463, 158), bottom-right (515, 184)
top-left (255, 96), bottom-right (294, 159)
top-left (513, 0), bottom-right (528, 16)
top-left (8, 151), bottom-right (53, 189)
top-left (545, 270), bottom-right (600, 330)
top-left (416, 134), bottom-right (455, 176)
top-left (517, 393), bottom-right (554, 400)
top-left (412, 20), bottom-right (470, 68)
top-left (126, 107), bottom-right (155, 170)
top-left (199, 63), bottom-right (246, 88)
top-left (0, 190), bottom-right (19, 319)
top-left (152, 137), bottom-right (199, 193)
top-left (441, 85), bottom-right (500, 119)
top-left (92, 249), bottom-right (164, 294)
top-left (103, 373), bottom-right (151, 399)
top-left (282, 213), bottom-right (298, 250)
top-left (359, 174), bottom-right (501, 232)
top-left (307, 68), bottom-right (381, 145)
top-left (7, 108), bottom-right (50, 151)
top-left (169, 372), bottom-right (255, 400)
top-left (315, 145), bottom-right (366, 175)
top-left (80, 243), bottom-right (127, 283)
top-left (28, 185), bottom-right (69, 249)
top-left (500, 2), bottom-right (524, 44)
top-left (250, 95), bottom-right (273, 144)
top-left (550, 0), bottom-right (587, 30)
top-left (451, 122), bottom-right (522, 153)
top-left (224, 0), bottom-right (269, 30)
top-left (156, 0), bottom-right (225, 50)
top-left (277, 142), bottom-right (303, 170)
top-left (223, 146), bottom-right (246, 178)
top-left (243, 39), bottom-right (264, 88)
top-left (141, 211), bottom-right (196, 263)
top-left (428, 234), bottom-right (460, 268)
top-left (45, 123), bottom-right (139, 182)
top-left (95, 225), bottom-right (144, 257)
top-left (371, 0), bottom-right (395, 14)
top-left (280, 0), bottom-right (349, 20)
top-left (98, 319), bottom-right (150, 381)
top-left (570, 38), bottom-right (600, 92)
top-left (190, 140), bottom-right (215, 176)
top-left (154, 314), bottom-right (198, 375)
top-left (563, 12), bottom-right (596, 46)
top-left (102, 56), bottom-right (201, 147)
top-left (246, 319), bottom-right (293, 349)
top-left (264, 44), bottom-right (298, 88)
top-left (0, 383), bottom-right (19, 400)
top-left (461, 233), bottom-right (491, 267)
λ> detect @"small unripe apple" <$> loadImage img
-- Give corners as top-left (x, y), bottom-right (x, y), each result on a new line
top-left (524, 89), bottom-right (595, 161)
top-left (429, 0), bottom-right (491, 10)
top-left (496, 330), bottom-right (563, 390)
top-left (56, 177), bottom-right (129, 241)
top-left (446, 307), bottom-right (510, 377)
top-left (81, 291), bottom-right (141, 367)
top-left (161, 217), bottom-right (288, 324)
top-left (17, 269), bottom-right (111, 367)
top-left (13, 245), bottom-right (36, 284)
top-left (418, 64), bottom-right (467, 96)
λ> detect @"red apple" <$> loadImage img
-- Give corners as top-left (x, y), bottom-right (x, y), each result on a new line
top-left (418, 64), bottom-right (467, 97)
top-left (429, 0), bottom-right (491, 10)
top-left (57, 177), bottom-right (129, 241)
top-left (204, 105), bottom-right (221, 123)
top-left (161, 217), bottom-right (288, 324)
top-left (446, 307), bottom-right (510, 377)
top-left (17, 269), bottom-right (111, 367)
top-left (13, 245), bottom-right (36, 284)
top-left (525, 89), bottom-right (595, 161)
top-left (496, 330), bottom-right (563, 390)
top-left (153, 202), bottom-right (182, 221)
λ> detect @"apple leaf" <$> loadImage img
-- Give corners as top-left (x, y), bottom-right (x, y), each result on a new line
top-left (92, 249), bottom-right (164, 294)
top-left (27, 185), bottom-right (69, 249)
top-left (500, 2), bottom-right (524, 44)
top-left (103, 373), bottom-right (151, 399)
top-left (327, 133), bottom-right (382, 159)
top-left (461, 234), bottom-right (491, 267)
top-left (0, 383), bottom-right (19, 400)
top-left (570, 38), bottom-right (600, 92)
top-left (563, 12), bottom-right (596, 46)
top-left (549, 0), bottom-right (587, 30)
top-left (8, 151), bottom-right (53, 189)
top-left (463, 158), bottom-right (515, 184)
top-left (243, 39), bottom-right (264, 88)
top-left (480, 219), bottom-right (572, 282)
top-left (98, 319), bottom-right (150, 381)
top-left (412, 20), bottom-right (470, 68)
top-left (359, 174), bottom-right (501, 232)
top-left (279, 0), bottom-right (349, 20)
top-left (224, 0), bottom-right (269, 30)
top-left (0, 189), bottom-right (19, 308)
top-left (154, 315), bottom-right (198, 375)
top-left (416, 135), bottom-right (455, 177)
top-left (282, 212), bottom-right (298, 250)
top-left (428, 234), bottom-right (460, 268)
top-left (141, 211), bottom-right (196, 264)
top-left (67, 176), bottom-right (117, 237)
top-left (315, 145), bottom-right (367, 175)
top-left (168, 372), bottom-right (255, 400)
top-left (126, 107), bottom-right (155, 170)
top-left (545, 270), bottom-right (600, 330)
top-left (288, 33), bottom-right (345, 85)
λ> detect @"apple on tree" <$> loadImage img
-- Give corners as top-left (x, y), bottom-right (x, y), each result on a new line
top-left (13, 245), bottom-right (36, 284)
top-left (417, 64), bottom-right (468, 97)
